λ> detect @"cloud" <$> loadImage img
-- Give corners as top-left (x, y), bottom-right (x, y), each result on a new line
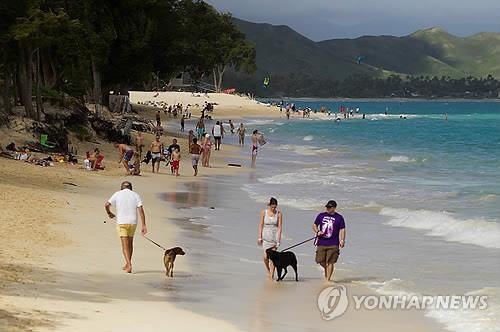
top-left (206, 0), bottom-right (500, 40)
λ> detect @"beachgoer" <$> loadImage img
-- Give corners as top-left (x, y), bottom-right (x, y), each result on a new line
top-left (105, 181), bottom-right (147, 273)
top-left (188, 130), bottom-right (195, 150)
top-left (202, 134), bottom-right (212, 167)
top-left (114, 143), bottom-right (134, 175)
top-left (150, 134), bottom-right (164, 173)
top-left (229, 120), bottom-right (235, 134)
top-left (156, 110), bottom-right (161, 126)
top-left (286, 108), bottom-right (290, 120)
top-left (180, 115), bottom-right (185, 132)
top-left (237, 123), bottom-right (246, 147)
top-left (167, 138), bottom-right (180, 155)
top-left (171, 148), bottom-right (180, 176)
top-left (257, 197), bottom-right (283, 279)
top-left (134, 132), bottom-right (145, 158)
top-left (212, 121), bottom-right (225, 150)
top-left (196, 118), bottom-right (205, 140)
top-left (251, 129), bottom-right (259, 168)
top-left (131, 152), bottom-right (141, 175)
top-left (190, 137), bottom-right (202, 176)
top-left (90, 148), bottom-right (105, 170)
top-left (312, 200), bottom-right (346, 282)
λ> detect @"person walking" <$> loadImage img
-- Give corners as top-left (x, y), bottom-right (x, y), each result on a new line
top-left (150, 134), bottom-right (164, 173)
top-left (312, 200), bottom-right (346, 282)
top-left (257, 197), bottom-right (283, 279)
top-left (105, 181), bottom-right (147, 273)
top-left (190, 137), bottom-right (202, 176)
top-left (212, 121), bottom-right (225, 150)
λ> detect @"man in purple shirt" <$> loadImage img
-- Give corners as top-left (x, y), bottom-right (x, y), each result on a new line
top-left (312, 200), bottom-right (346, 282)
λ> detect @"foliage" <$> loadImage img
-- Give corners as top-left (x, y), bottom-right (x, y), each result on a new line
top-left (0, 0), bottom-right (256, 118)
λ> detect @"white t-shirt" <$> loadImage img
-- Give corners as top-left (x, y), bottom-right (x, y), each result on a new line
top-left (213, 125), bottom-right (221, 137)
top-left (107, 189), bottom-right (143, 225)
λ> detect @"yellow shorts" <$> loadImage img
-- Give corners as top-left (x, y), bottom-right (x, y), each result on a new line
top-left (117, 224), bottom-right (137, 237)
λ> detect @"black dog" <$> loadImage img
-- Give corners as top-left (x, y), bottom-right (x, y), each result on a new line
top-left (266, 248), bottom-right (298, 281)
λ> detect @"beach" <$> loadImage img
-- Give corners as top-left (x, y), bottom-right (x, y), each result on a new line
top-left (1, 95), bottom-right (497, 332)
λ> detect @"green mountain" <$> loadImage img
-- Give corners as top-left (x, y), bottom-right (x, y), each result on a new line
top-left (226, 18), bottom-right (500, 96)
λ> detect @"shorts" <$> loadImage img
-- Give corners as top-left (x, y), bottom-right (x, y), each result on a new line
top-left (151, 152), bottom-right (161, 161)
top-left (124, 149), bottom-right (134, 162)
top-left (196, 128), bottom-right (204, 137)
top-left (315, 245), bottom-right (340, 264)
top-left (191, 154), bottom-right (200, 166)
top-left (117, 224), bottom-right (137, 237)
top-left (252, 145), bottom-right (258, 156)
top-left (171, 159), bottom-right (180, 170)
top-left (214, 136), bottom-right (221, 144)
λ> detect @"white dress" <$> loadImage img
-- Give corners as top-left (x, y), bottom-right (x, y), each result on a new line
top-left (262, 209), bottom-right (279, 249)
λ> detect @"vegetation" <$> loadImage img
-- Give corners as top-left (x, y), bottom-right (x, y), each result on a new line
top-left (0, 0), bottom-right (256, 120)
top-left (227, 19), bottom-right (500, 98)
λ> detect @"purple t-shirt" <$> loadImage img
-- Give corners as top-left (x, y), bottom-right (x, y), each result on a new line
top-left (314, 212), bottom-right (345, 246)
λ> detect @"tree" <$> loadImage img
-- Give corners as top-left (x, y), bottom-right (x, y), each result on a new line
top-left (210, 13), bottom-right (256, 92)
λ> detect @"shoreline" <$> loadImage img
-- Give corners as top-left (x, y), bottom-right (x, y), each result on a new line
top-left (0, 98), bottom-right (465, 331)
top-left (263, 97), bottom-right (500, 103)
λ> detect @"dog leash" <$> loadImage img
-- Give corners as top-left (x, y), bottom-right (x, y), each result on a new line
top-left (280, 236), bottom-right (317, 252)
top-left (143, 235), bottom-right (167, 251)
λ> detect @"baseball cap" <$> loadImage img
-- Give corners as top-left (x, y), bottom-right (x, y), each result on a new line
top-left (325, 200), bottom-right (337, 208)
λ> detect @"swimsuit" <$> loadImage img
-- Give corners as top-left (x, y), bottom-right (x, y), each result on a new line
top-left (252, 145), bottom-right (258, 156)
top-left (191, 154), bottom-right (200, 166)
top-left (124, 149), bottom-right (134, 162)
top-left (171, 159), bottom-right (180, 170)
top-left (151, 152), bottom-right (161, 161)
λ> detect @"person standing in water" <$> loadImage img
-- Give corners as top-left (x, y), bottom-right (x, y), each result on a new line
top-left (251, 129), bottom-right (259, 168)
top-left (257, 197), bottom-right (283, 279)
top-left (312, 200), bottom-right (346, 282)
top-left (237, 123), bottom-right (246, 147)
top-left (229, 119), bottom-right (235, 134)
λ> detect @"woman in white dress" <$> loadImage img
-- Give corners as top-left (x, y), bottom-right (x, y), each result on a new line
top-left (257, 197), bottom-right (283, 279)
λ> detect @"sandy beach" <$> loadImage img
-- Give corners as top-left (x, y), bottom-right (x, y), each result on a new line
top-left (0, 94), bottom-right (448, 332)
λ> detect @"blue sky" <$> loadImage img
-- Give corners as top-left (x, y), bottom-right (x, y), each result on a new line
top-left (206, 0), bottom-right (500, 40)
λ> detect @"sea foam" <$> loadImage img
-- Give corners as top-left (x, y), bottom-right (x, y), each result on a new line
top-left (380, 207), bottom-right (500, 249)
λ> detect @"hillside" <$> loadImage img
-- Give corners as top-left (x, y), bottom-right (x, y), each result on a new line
top-left (226, 18), bottom-right (500, 97)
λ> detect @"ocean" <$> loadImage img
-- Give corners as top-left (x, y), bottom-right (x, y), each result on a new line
top-left (168, 100), bottom-right (500, 332)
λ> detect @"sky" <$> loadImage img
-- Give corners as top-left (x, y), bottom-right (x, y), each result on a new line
top-left (205, 0), bottom-right (500, 41)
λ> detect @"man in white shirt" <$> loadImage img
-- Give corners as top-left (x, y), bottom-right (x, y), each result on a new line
top-left (105, 181), bottom-right (147, 273)
top-left (212, 121), bottom-right (225, 150)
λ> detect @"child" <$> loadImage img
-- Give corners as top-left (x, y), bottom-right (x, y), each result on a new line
top-left (131, 152), bottom-right (141, 175)
top-left (171, 148), bottom-right (181, 177)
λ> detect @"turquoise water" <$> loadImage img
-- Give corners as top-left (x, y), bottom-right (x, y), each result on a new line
top-left (247, 101), bottom-right (500, 246)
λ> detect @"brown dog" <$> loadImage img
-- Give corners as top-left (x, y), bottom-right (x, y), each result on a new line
top-left (163, 247), bottom-right (185, 277)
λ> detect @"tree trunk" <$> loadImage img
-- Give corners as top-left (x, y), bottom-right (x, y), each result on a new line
top-left (216, 65), bottom-right (227, 93)
top-left (18, 46), bottom-right (34, 118)
top-left (213, 68), bottom-right (217, 92)
top-left (2, 66), bottom-right (12, 115)
top-left (35, 48), bottom-right (43, 121)
top-left (41, 48), bottom-right (57, 88)
top-left (91, 58), bottom-right (102, 118)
